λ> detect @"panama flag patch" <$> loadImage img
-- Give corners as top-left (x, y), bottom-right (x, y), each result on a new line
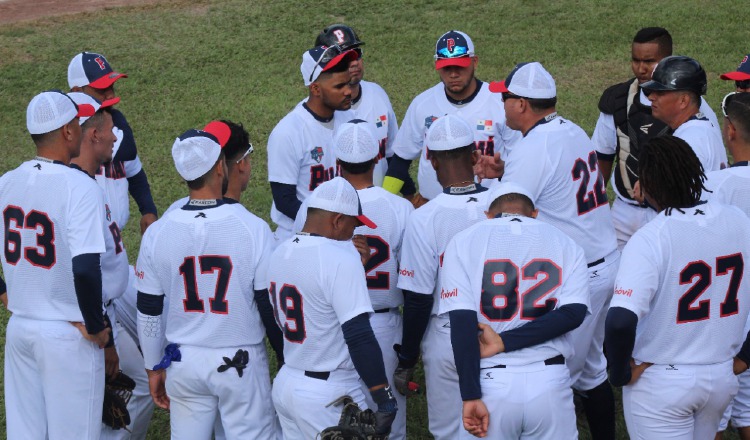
top-left (477, 120), bottom-right (493, 132)
top-left (375, 115), bottom-right (387, 128)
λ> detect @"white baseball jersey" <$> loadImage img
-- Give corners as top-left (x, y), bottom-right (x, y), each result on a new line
top-left (392, 81), bottom-right (520, 199)
top-left (268, 234), bottom-right (373, 371)
top-left (397, 186), bottom-right (490, 313)
top-left (0, 159), bottom-right (106, 321)
top-left (267, 103), bottom-right (354, 238)
top-left (438, 215), bottom-right (590, 366)
top-left (96, 175), bottom-right (129, 304)
top-left (350, 81), bottom-right (399, 187)
top-left (673, 114), bottom-right (728, 171)
top-left (500, 114), bottom-right (618, 263)
top-left (294, 186), bottom-right (413, 310)
top-left (135, 202), bottom-right (274, 355)
top-left (611, 201), bottom-right (750, 364)
top-left (705, 164), bottom-right (750, 216)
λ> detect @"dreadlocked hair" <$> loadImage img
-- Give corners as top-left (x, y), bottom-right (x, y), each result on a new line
top-left (638, 135), bottom-right (707, 214)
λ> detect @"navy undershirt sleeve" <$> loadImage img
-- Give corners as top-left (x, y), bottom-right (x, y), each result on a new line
top-left (449, 310), bottom-right (482, 401)
top-left (254, 289), bottom-right (284, 365)
top-left (137, 291), bottom-right (165, 316)
top-left (400, 290), bottom-right (434, 362)
top-left (596, 151), bottom-right (616, 162)
top-left (737, 330), bottom-right (750, 367)
top-left (0, 275), bottom-right (6, 294)
top-left (270, 182), bottom-right (302, 221)
top-left (72, 253), bottom-right (105, 334)
top-left (342, 313), bottom-right (387, 388)
top-left (500, 303), bottom-right (587, 353)
top-left (386, 156), bottom-right (417, 196)
top-left (127, 169), bottom-right (158, 216)
top-left (604, 307), bottom-right (638, 387)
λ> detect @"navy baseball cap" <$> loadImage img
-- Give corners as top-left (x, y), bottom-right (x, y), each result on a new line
top-left (434, 30), bottom-right (475, 70)
top-left (301, 45), bottom-right (360, 86)
top-left (720, 54), bottom-right (750, 81)
top-left (68, 52), bottom-right (128, 90)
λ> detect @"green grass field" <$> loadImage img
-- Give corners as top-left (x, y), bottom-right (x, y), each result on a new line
top-left (0, 0), bottom-right (746, 438)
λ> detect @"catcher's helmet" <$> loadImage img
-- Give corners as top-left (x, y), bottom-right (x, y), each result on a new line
top-left (315, 24), bottom-right (364, 50)
top-left (641, 55), bottom-right (707, 96)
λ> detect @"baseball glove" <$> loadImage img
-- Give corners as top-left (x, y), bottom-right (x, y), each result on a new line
top-left (102, 370), bottom-right (135, 430)
top-left (319, 396), bottom-right (388, 440)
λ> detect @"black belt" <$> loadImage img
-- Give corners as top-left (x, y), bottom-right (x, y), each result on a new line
top-left (482, 354), bottom-right (565, 369)
top-left (587, 258), bottom-right (604, 268)
top-left (305, 371), bottom-right (330, 380)
top-left (374, 307), bottom-right (395, 313)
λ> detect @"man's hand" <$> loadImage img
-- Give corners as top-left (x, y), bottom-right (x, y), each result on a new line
top-left (104, 346), bottom-right (120, 379)
top-left (146, 369), bottom-right (170, 409)
top-left (478, 323), bottom-right (504, 358)
top-left (474, 153), bottom-right (504, 180)
top-left (627, 359), bottom-right (652, 385)
top-left (463, 399), bottom-right (490, 438)
top-left (71, 322), bottom-right (111, 349)
top-left (140, 213), bottom-right (157, 235)
top-left (404, 193), bottom-right (428, 209)
top-left (352, 235), bottom-right (371, 267)
top-left (734, 357), bottom-right (749, 375)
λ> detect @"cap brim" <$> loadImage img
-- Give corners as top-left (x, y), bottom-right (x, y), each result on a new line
top-left (322, 50), bottom-right (359, 73)
top-left (435, 56), bottom-right (472, 70)
top-left (640, 80), bottom-right (671, 91)
top-left (488, 81), bottom-right (509, 93)
top-left (720, 71), bottom-right (750, 81)
top-left (203, 121), bottom-right (232, 148)
top-left (100, 97), bottom-right (120, 109)
top-left (88, 72), bottom-right (128, 89)
top-left (77, 103), bottom-right (97, 118)
top-left (357, 214), bottom-right (377, 229)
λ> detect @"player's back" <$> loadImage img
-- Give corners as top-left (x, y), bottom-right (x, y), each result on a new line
top-left (622, 201), bottom-right (750, 364)
top-left (139, 203), bottom-right (273, 348)
top-left (705, 166), bottom-right (750, 216)
top-left (674, 116), bottom-right (728, 171)
top-left (0, 160), bottom-right (105, 321)
top-left (502, 116), bottom-right (617, 263)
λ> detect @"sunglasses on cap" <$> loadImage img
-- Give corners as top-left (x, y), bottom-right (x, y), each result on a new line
top-left (235, 143), bottom-right (254, 164)
top-left (737, 80), bottom-right (750, 90)
top-left (309, 44), bottom-right (348, 83)
top-left (722, 92), bottom-right (737, 118)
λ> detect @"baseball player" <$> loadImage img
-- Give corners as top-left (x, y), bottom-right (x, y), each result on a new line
top-left (269, 176), bottom-right (398, 439)
top-left (68, 52), bottom-right (158, 234)
top-left (394, 114), bottom-right (491, 439)
top-left (592, 27), bottom-right (722, 250)
top-left (605, 135), bottom-right (750, 440)
top-left (267, 45), bottom-right (359, 241)
top-left (489, 61), bottom-right (620, 439)
top-left (135, 127), bottom-right (280, 438)
top-left (383, 30), bottom-right (519, 202)
top-left (720, 54), bottom-right (750, 93)
top-left (1, 90), bottom-right (110, 439)
top-left (641, 56), bottom-right (728, 172)
top-left (293, 119), bottom-right (413, 439)
top-left (439, 182), bottom-right (590, 439)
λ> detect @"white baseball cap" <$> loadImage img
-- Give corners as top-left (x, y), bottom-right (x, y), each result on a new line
top-left (171, 128), bottom-right (228, 181)
top-left (68, 52), bottom-right (128, 89)
top-left (301, 45), bottom-right (360, 86)
top-left (67, 92), bottom-right (120, 125)
top-left (489, 62), bottom-right (557, 99)
top-left (334, 119), bottom-right (379, 163)
top-left (486, 182), bottom-right (535, 211)
top-left (426, 114), bottom-right (474, 151)
top-left (26, 90), bottom-right (85, 135)
top-left (307, 176), bottom-right (376, 228)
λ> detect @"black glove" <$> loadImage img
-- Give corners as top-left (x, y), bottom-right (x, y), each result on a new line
top-left (393, 344), bottom-right (419, 396)
top-left (370, 386), bottom-right (397, 435)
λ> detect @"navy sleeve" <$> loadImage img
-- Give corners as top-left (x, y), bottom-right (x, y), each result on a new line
top-left (127, 169), bottom-right (158, 216)
top-left (72, 253), bottom-right (105, 334)
top-left (342, 313), bottom-right (387, 388)
top-left (399, 290), bottom-right (434, 362)
top-left (449, 310), bottom-right (482, 401)
top-left (386, 156), bottom-right (417, 196)
top-left (604, 307), bottom-right (638, 387)
top-left (596, 151), bottom-right (616, 162)
top-left (254, 289), bottom-right (284, 365)
top-left (136, 291), bottom-right (165, 316)
top-left (500, 303), bottom-right (587, 353)
top-left (738, 330), bottom-right (750, 367)
top-left (0, 275), bottom-right (6, 294)
top-left (110, 109), bottom-right (138, 162)
top-left (270, 182), bottom-right (302, 221)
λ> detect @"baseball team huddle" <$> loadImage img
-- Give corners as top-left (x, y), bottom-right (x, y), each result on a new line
top-left (2, 22), bottom-right (750, 440)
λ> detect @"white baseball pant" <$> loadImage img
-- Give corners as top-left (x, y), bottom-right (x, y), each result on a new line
top-left (422, 314), bottom-right (463, 440)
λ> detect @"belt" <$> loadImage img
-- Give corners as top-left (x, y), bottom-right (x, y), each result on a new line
top-left (587, 257), bottom-right (604, 268)
top-left (482, 354), bottom-right (565, 369)
top-left (374, 307), bottom-right (396, 313)
top-left (305, 371), bottom-right (330, 380)
top-left (104, 299), bottom-right (113, 308)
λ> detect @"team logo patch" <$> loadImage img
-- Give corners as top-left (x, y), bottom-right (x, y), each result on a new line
top-left (105, 204), bottom-right (111, 222)
top-left (424, 116), bottom-right (438, 129)
top-left (310, 146), bottom-right (324, 163)
top-left (476, 119), bottom-right (493, 132)
top-left (375, 115), bottom-right (387, 128)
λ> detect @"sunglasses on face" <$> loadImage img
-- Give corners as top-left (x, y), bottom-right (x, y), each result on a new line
top-left (501, 92), bottom-right (522, 102)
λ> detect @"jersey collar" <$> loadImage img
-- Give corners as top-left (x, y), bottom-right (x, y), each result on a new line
top-left (445, 79), bottom-right (483, 106)
top-left (68, 163), bottom-right (95, 179)
top-left (351, 84), bottom-right (363, 106)
top-left (442, 182), bottom-right (487, 195)
top-left (523, 112), bottom-right (558, 137)
top-left (181, 199), bottom-right (225, 211)
top-left (34, 156), bottom-right (67, 166)
top-left (731, 161), bottom-right (750, 168)
top-left (302, 102), bottom-right (333, 123)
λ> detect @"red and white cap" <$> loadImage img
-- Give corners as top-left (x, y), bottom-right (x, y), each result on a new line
top-left (720, 54), bottom-right (750, 81)
top-left (67, 92), bottom-right (120, 125)
top-left (26, 90), bottom-right (85, 135)
top-left (301, 45), bottom-right (359, 86)
top-left (489, 62), bottom-right (556, 99)
top-left (68, 52), bottom-right (128, 89)
top-left (307, 176), bottom-right (377, 228)
top-left (434, 30), bottom-right (475, 70)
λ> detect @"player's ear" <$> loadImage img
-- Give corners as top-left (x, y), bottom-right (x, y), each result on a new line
top-left (429, 154), bottom-right (439, 173)
top-left (484, 210), bottom-right (493, 219)
top-left (530, 208), bottom-right (539, 219)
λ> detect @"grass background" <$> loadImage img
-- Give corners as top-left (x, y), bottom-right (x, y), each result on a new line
top-left (0, 0), bottom-right (745, 438)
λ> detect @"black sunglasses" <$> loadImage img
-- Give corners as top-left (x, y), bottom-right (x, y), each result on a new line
top-left (501, 92), bottom-right (522, 102)
top-left (309, 44), bottom-right (347, 83)
top-left (736, 80), bottom-right (750, 90)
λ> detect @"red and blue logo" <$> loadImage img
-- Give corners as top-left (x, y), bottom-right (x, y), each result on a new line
top-left (311, 146), bottom-right (324, 163)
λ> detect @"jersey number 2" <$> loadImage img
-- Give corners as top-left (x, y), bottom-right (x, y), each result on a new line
top-left (179, 256), bottom-right (233, 314)
top-left (572, 151), bottom-right (608, 215)
top-left (480, 259), bottom-right (561, 321)
top-left (677, 254), bottom-right (743, 323)
top-left (364, 235), bottom-right (390, 290)
top-left (3, 206), bottom-right (55, 269)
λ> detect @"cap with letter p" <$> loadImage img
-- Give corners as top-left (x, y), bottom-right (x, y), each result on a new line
top-left (171, 124), bottom-right (230, 182)
top-left (68, 52), bottom-right (128, 90)
top-left (26, 90), bottom-right (86, 135)
top-left (489, 62), bottom-right (557, 99)
top-left (306, 176), bottom-right (376, 228)
top-left (486, 182), bottom-right (535, 211)
top-left (334, 119), bottom-right (379, 163)
top-left (434, 30), bottom-right (475, 70)
top-left (720, 54), bottom-right (750, 81)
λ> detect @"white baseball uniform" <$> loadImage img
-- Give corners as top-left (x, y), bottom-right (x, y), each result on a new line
top-left (438, 214), bottom-right (591, 439)
top-left (610, 201), bottom-right (750, 439)
top-left (0, 158), bottom-right (107, 440)
top-left (293, 185), bottom-right (413, 440)
top-left (135, 201), bottom-right (278, 439)
top-left (267, 103), bottom-right (354, 240)
top-left (500, 113), bottom-right (620, 391)
top-left (269, 233), bottom-right (374, 439)
top-left (673, 113), bottom-right (728, 171)
top-left (392, 81), bottom-right (520, 199)
top-left (397, 185), bottom-right (490, 439)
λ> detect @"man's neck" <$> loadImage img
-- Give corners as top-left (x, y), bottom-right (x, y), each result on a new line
top-left (729, 144), bottom-right (750, 163)
top-left (669, 107), bottom-right (700, 131)
top-left (189, 185), bottom-right (223, 201)
top-left (70, 149), bottom-right (99, 176)
top-left (306, 96), bottom-right (334, 120)
top-left (223, 180), bottom-right (242, 202)
top-left (445, 78), bottom-right (478, 102)
top-left (521, 109), bottom-right (556, 136)
top-left (438, 170), bottom-right (475, 189)
top-left (36, 145), bottom-right (71, 165)
top-left (343, 171), bottom-right (373, 190)
top-left (351, 83), bottom-right (362, 102)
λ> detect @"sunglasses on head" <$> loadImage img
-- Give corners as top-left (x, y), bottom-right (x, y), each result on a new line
top-left (235, 143), bottom-right (254, 164)
top-left (309, 44), bottom-right (348, 83)
top-left (722, 92), bottom-right (737, 118)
